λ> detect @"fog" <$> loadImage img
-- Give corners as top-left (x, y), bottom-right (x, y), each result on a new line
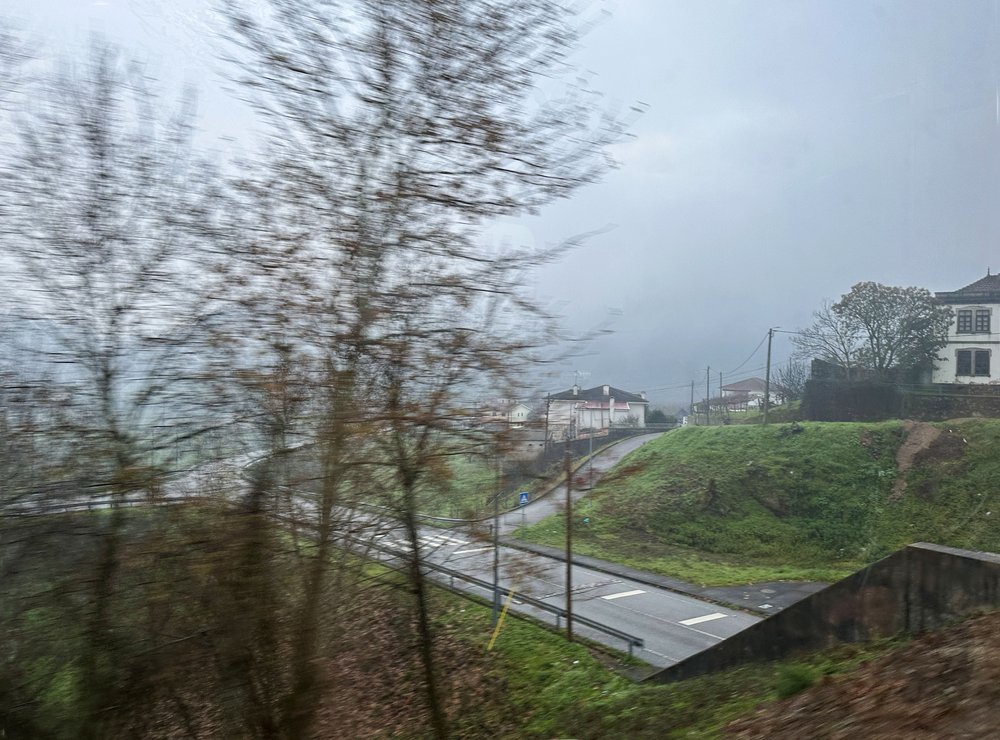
top-left (7, 0), bottom-right (999, 406)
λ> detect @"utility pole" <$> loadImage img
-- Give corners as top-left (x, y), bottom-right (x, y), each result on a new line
top-left (705, 366), bottom-right (711, 426)
top-left (543, 393), bottom-right (550, 456)
top-left (763, 328), bottom-right (774, 425)
top-left (719, 370), bottom-right (725, 423)
top-left (564, 448), bottom-right (573, 642)
top-left (690, 380), bottom-right (695, 425)
top-left (492, 457), bottom-right (501, 625)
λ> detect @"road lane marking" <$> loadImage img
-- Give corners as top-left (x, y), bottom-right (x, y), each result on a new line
top-left (679, 612), bottom-right (727, 626)
top-left (601, 589), bottom-right (646, 600)
top-left (454, 547), bottom-right (493, 555)
top-left (418, 535), bottom-right (468, 548)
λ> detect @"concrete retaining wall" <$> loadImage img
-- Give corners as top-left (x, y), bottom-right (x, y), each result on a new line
top-left (645, 542), bottom-right (1000, 683)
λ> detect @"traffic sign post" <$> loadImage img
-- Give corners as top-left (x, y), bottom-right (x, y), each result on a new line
top-left (519, 491), bottom-right (529, 528)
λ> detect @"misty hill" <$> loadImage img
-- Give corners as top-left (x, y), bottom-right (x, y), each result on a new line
top-left (517, 420), bottom-right (1000, 585)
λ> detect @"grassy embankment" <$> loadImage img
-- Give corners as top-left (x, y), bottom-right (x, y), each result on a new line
top-left (516, 419), bottom-right (1000, 586)
top-left (442, 588), bottom-right (906, 738)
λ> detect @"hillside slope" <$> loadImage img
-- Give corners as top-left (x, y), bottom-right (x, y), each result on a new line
top-left (517, 420), bottom-right (1000, 585)
top-left (727, 609), bottom-right (1000, 738)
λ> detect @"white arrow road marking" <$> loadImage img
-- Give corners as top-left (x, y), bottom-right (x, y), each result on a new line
top-left (601, 589), bottom-right (646, 601)
top-left (679, 612), bottom-right (727, 626)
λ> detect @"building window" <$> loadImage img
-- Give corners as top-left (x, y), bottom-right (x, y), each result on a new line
top-left (957, 307), bottom-right (991, 333)
top-left (976, 308), bottom-right (991, 333)
top-left (957, 349), bottom-right (991, 377)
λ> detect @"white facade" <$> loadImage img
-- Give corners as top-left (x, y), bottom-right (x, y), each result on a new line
top-left (931, 302), bottom-right (1000, 384)
top-left (506, 403), bottom-right (531, 425)
top-left (933, 275), bottom-right (1000, 384)
top-left (476, 399), bottom-right (532, 427)
top-left (546, 384), bottom-right (648, 439)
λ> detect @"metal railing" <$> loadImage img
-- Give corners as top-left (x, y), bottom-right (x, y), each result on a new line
top-left (357, 534), bottom-right (645, 657)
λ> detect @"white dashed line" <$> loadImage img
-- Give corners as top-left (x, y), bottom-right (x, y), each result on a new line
top-left (679, 612), bottom-right (727, 626)
top-left (601, 589), bottom-right (646, 601)
top-left (453, 547), bottom-right (493, 555)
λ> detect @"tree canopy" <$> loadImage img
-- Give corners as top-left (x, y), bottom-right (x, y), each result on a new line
top-left (795, 282), bottom-right (952, 380)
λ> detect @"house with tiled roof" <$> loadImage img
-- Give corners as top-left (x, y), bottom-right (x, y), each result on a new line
top-left (547, 384), bottom-right (648, 439)
top-left (933, 272), bottom-right (1000, 383)
top-left (720, 376), bottom-right (780, 409)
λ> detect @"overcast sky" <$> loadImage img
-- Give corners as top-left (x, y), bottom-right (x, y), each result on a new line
top-left (7, 0), bottom-right (1000, 407)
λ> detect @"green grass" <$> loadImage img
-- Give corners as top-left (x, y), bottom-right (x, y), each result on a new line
top-left (551, 636), bottom-right (907, 739)
top-left (519, 421), bottom-right (905, 584)
top-left (430, 573), bottom-right (908, 738)
top-left (435, 595), bottom-right (633, 737)
top-left (518, 418), bottom-right (1000, 586)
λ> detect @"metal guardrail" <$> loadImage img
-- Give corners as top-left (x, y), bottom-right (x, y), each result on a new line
top-left (356, 534), bottom-right (645, 657)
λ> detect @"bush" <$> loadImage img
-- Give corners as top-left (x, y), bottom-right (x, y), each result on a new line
top-left (775, 664), bottom-right (820, 698)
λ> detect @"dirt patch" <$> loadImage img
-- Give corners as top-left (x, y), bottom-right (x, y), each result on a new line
top-left (890, 422), bottom-right (970, 500)
top-left (727, 611), bottom-right (1000, 739)
top-left (890, 421), bottom-right (942, 500)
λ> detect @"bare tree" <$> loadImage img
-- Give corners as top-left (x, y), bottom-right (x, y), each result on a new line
top-left (774, 359), bottom-right (808, 402)
top-left (0, 38), bottom-right (219, 733)
top-left (792, 302), bottom-right (864, 380)
top-left (0, 24), bottom-right (28, 100)
top-left (217, 0), bottom-right (633, 735)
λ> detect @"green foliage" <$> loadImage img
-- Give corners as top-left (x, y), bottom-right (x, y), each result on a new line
top-left (555, 638), bottom-right (906, 739)
top-left (647, 408), bottom-right (673, 425)
top-left (775, 663), bottom-right (820, 698)
top-left (833, 282), bottom-right (953, 377)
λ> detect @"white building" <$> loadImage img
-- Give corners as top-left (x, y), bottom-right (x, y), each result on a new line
top-left (547, 384), bottom-right (648, 439)
top-left (720, 377), bottom-right (780, 409)
top-left (933, 273), bottom-right (1000, 384)
top-left (473, 399), bottom-right (532, 427)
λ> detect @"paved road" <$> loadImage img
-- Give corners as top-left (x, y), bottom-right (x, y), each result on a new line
top-left (496, 432), bottom-right (665, 536)
top-left (350, 432), bottom-right (771, 667)
top-left (17, 438), bottom-right (767, 669)
top-left (367, 517), bottom-right (761, 668)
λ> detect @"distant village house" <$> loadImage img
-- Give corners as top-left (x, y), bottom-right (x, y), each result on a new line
top-left (547, 384), bottom-right (648, 440)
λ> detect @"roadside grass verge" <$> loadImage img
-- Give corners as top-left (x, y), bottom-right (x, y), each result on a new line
top-left (553, 636), bottom-right (908, 739)
top-left (517, 418), bottom-right (1000, 587)
top-left (423, 572), bottom-right (907, 738)
top-left (516, 422), bottom-right (905, 585)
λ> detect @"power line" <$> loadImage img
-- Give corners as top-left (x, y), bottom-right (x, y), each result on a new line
top-left (721, 332), bottom-right (769, 378)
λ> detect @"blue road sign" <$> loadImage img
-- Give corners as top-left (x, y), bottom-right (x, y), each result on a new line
top-left (518, 491), bottom-right (530, 506)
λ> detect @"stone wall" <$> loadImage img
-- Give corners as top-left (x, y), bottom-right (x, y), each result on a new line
top-left (803, 378), bottom-right (1000, 422)
top-left (645, 542), bottom-right (1000, 683)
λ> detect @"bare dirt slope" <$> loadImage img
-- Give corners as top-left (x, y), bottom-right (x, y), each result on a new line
top-left (890, 420), bottom-right (941, 499)
top-left (727, 611), bottom-right (1000, 739)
